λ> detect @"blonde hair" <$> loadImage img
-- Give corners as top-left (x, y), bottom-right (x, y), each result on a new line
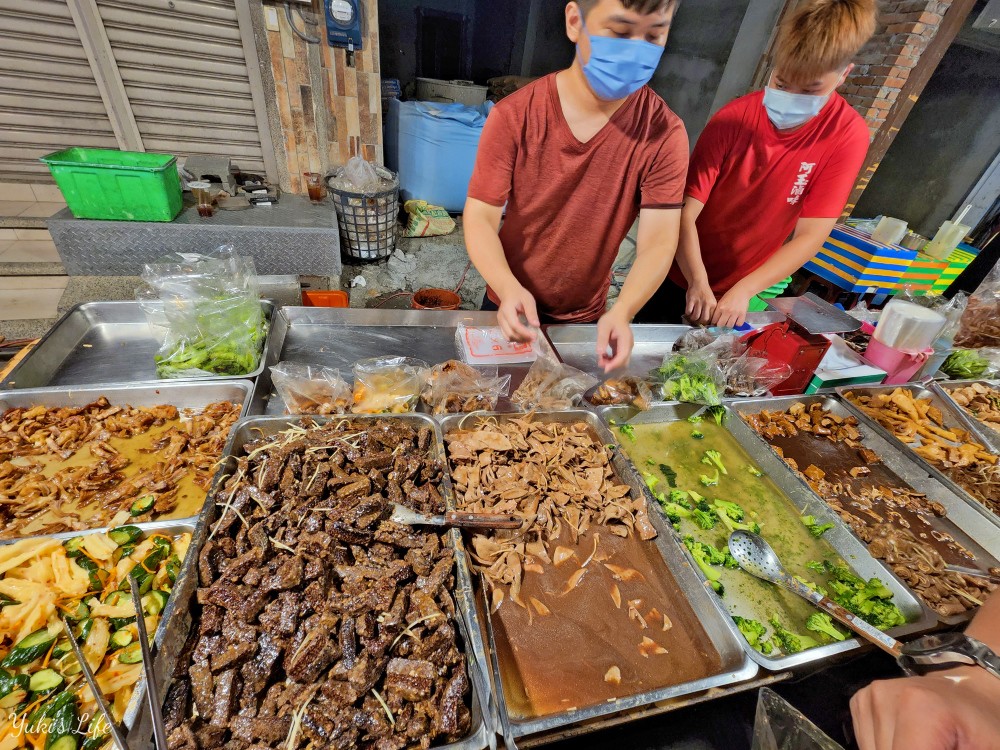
top-left (774, 0), bottom-right (877, 82)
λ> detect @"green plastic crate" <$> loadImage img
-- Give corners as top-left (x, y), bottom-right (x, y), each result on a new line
top-left (40, 148), bottom-right (183, 222)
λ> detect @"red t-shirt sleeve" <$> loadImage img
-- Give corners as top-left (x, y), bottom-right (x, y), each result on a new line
top-left (640, 119), bottom-right (689, 209)
top-left (684, 106), bottom-right (737, 204)
top-left (466, 105), bottom-right (518, 208)
top-left (800, 116), bottom-right (870, 218)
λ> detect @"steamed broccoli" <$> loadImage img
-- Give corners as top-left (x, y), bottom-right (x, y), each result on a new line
top-left (669, 489), bottom-right (692, 509)
top-left (714, 499), bottom-right (762, 534)
top-left (692, 508), bottom-right (718, 529)
top-left (656, 492), bottom-right (693, 525)
top-left (683, 537), bottom-right (724, 583)
top-left (702, 450), bottom-right (728, 475)
top-left (699, 469), bottom-right (720, 487)
top-left (732, 616), bottom-right (771, 652)
top-left (745, 464), bottom-right (763, 478)
top-left (617, 423), bottom-right (636, 442)
top-left (801, 515), bottom-right (835, 538)
top-left (642, 471), bottom-right (659, 492)
top-left (691, 429), bottom-right (705, 439)
top-left (707, 404), bottom-right (726, 425)
top-left (808, 560), bottom-right (907, 630)
top-left (720, 545), bottom-right (740, 569)
top-left (805, 612), bottom-right (848, 642)
top-left (768, 615), bottom-right (819, 654)
top-left (689, 490), bottom-right (709, 509)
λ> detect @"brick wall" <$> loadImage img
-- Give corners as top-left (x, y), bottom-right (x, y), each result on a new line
top-left (263, 2), bottom-right (383, 194)
top-left (841, 0), bottom-right (952, 136)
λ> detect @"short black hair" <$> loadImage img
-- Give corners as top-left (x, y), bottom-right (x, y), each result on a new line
top-left (576, 0), bottom-right (678, 17)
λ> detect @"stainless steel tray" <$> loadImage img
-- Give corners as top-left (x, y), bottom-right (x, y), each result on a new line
top-left (1, 300), bottom-right (273, 389)
top-left (730, 394), bottom-right (1000, 624)
top-left (837, 383), bottom-right (1000, 530)
top-left (544, 324), bottom-right (692, 378)
top-left (161, 413), bottom-right (492, 750)
top-left (250, 307), bottom-right (530, 415)
top-left (932, 379), bottom-right (1000, 452)
top-left (0, 381), bottom-right (253, 542)
top-left (439, 410), bottom-right (758, 742)
top-left (598, 403), bottom-right (936, 672)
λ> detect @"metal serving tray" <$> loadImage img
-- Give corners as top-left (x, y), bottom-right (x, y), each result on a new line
top-left (544, 324), bottom-right (692, 378)
top-left (598, 403), bottom-right (936, 672)
top-left (160, 413), bottom-right (492, 750)
top-left (0, 381), bottom-right (254, 542)
top-left (837, 383), bottom-right (1000, 530)
top-left (932, 379), bottom-right (1000, 452)
top-left (0, 520), bottom-right (197, 748)
top-left (251, 307), bottom-right (531, 415)
top-left (731, 394), bottom-right (1000, 624)
top-left (438, 410), bottom-right (758, 743)
top-left (0, 300), bottom-right (273, 389)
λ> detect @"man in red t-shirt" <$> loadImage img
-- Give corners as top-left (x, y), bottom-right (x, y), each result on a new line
top-left (464, 0), bottom-right (688, 371)
top-left (637, 0), bottom-right (877, 328)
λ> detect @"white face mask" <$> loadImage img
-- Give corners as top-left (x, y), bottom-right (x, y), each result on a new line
top-left (762, 87), bottom-right (829, 130)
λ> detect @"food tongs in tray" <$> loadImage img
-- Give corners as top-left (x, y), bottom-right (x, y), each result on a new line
top-left (61, 576), bottom-right (169, 750)
top-left (480, 573), bottom-right (518, 750)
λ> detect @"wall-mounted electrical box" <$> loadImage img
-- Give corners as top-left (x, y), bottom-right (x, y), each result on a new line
top-left (326, 0), bottom-right (363, 50)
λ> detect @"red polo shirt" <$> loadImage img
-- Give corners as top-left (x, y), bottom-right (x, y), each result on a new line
top-left (671, 90), bottom-right (869, 294)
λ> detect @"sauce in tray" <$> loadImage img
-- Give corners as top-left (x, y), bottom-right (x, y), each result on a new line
top-left (492, 527), bottom-right (723, 719)
top-left (619, 421), bottom-right (859, 654)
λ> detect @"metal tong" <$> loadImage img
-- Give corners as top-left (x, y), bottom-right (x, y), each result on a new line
top-left (61, 618), bottom-right (130, 750)
top-left (479, 573), bottom-right (518, 750)
top-left (390, 503), bottom-right (521, 530)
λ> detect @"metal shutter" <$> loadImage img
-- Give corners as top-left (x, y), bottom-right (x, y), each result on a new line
top-left (97, 0), bottom-right (269, 175)
top-left (0, 0), bottom-right (118, 182)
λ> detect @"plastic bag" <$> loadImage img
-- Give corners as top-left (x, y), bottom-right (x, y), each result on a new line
top-left (955, 263), bottom-right (1000, 348)
top-left (270, 362), bottom-right (351, 415)
top-left (587, 375), bottom-right (654, 410)
top-left (421, 360), bottom-right (511, 414)
top-left (511, 352), bottom-right (598, 411)
top-left (751, 688), bottom-right (844, 750)
top-left (652, 350), bottom-right (724, 405)
top-left (456, 323), bottom-right (549, 365)
top-left (328, 156), bottom-right (387, 193)
top-left (723, 356), bottom-right (793, 397)
top-left (402, 199), bottom-right (456, 237)
top-left (351, 357), bottom-right (429, 414)
top-left (137, 246), bottom-right (267, 379)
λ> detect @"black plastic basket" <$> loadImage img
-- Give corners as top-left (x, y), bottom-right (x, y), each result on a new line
top-left (327, 166), bottom-right (399, 261)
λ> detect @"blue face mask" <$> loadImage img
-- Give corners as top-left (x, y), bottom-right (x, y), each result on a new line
top-left (762, 86), bottom-right (830, 130)
top-left (578, 24), bottom-right (665, 101)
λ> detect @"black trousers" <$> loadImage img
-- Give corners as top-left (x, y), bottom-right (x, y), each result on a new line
top-left (633, 277), bottom-right (687, 324)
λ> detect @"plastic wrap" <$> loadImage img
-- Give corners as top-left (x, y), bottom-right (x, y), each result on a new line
top-left (723, 356), bottom-right (793, 397)
top-left (351, 357), bottom-right (429, 414)
top-left (511, 352), bottom-right (598, 411)
top-left (270, 362), bottom-right (351, 415)
top-left (587, 375), bottom-right (654, 410)
top-left (137, 246), bottom-right (267, 379)
top-left (328, 156), bottom-right (387, 193)
top-left (421, 360), bottom-right (511, 414)
top-left (955, 262), bottom-right (1000, 348)
top-left (653, 350), bottom-right (724, 405)
top-left (751, 688), bottom-right (844, 750)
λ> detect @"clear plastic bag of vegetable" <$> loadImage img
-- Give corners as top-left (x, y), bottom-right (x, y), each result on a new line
top-left (653, 350), bottom-right (724, 405)
top-left (723, 355), bottom-right (793, 397)
top-left (270, 362), bottom-right (352, 415)
top-left (421, 360), bottom-right (511, 414)
top-left (137, 246), bottom-right (267, 379)
top-left (511, 352), bottom-right (598, 411)
top-left (351, 356), bottom-right (429, 414)
top-left (940, 347), bottom-right (1000, 380)
top-left (587, 374), bottom-right (654, 410)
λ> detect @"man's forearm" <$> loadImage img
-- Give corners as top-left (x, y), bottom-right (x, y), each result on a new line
top-left (674, 220), bottom-right (710, 288)
top-left (615, 245), bottom-right (675, 319)
top-left (736, 233), bottom-right (820, 296)
top-left (967, 592), bottom-right (1000, 648)
top-left (463, 206), bottom-right (520, 298)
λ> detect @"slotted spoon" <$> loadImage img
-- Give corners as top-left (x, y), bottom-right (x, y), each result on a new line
top-left (727, 530), bottom-right (903, 657)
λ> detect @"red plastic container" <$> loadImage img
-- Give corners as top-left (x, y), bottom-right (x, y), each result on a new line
top-left (302, 290), bottom-right (349, 307)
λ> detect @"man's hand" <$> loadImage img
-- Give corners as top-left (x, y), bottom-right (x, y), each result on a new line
top-left (685, 282), bottom-right (717, 325)
top-left (851, 667), bottom-right (1000, 750)
top-left (711, 284), bottom-right (753, 329)
top-left (596, 307), bottom-right (634, 373)
top-left (496, 284), bottom-right (540, 343)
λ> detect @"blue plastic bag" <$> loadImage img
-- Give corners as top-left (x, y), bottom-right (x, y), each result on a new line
top-left (384, 98), bottom-right (494, 213)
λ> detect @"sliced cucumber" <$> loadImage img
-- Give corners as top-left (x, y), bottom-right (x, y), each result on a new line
top-left (165, 554), bottom-right (182, 584)
top-left (108, 617), bottom-right (136, 631)
top-left (107, 525), bottom-right (142, 546)
top-left (141, 590), bottom-right (168, 616)
top-left (62, 536), bottom-right (86, 558)
top-left (109, 630), bottom-right (133, 650)
top-left (102, 590), bottom-right (129, 607)
top-left (0, 687), bottom-right (27, 709)
top-left (50, 638), bottom-right (72, 659)
top-left (65, 600), bottom-right (89, 622)
top-left (75, 619), bottom-right (93, 644)
top-left (72, 557), bottom-right (107, 591)
top-left (1, 627), bottom-right (57, 668)
top-left (112, 543), bottom-right (135, 565)
top-left (28, 669), bottom-right (64, 694)
top-left (48, 736), bottom-right (78, 750)
top-left (117, 643), bottom-right (142, 664)
top-left (130, 495), bottom-right (155, 516)
top-left (44, 694), bottom-right (78, 750)
top-left (121, 546), bottom-right (167, 595)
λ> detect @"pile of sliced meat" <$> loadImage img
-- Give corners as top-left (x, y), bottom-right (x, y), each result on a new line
top-left (165, 418), bottom-right (472, 750)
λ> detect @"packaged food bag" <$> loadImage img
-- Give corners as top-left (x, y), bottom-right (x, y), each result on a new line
top-left (652, 350), bottom-right (725, 405)
top-left (511, 352), bottom-right (598, 411)
top-left (351, 357), bottom-right (429, 414)
top-left (421, 360), bottom-right (511, 414)
top-left (270, 362), bottom-right (351, 415)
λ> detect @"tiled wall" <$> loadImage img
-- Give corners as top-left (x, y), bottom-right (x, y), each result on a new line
top-left (263, 2), bottom-right (383, 195)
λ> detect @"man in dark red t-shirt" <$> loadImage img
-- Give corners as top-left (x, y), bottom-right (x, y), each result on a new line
top-left (464, 0), bottom-right (688, 372)
top-left (637, 0), bottom-right (877, 328)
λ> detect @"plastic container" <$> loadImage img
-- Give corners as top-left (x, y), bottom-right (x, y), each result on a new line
top-left (302, 290), bottom-right (349, 307)
top-left (415, 78), bottom-right (488, 106)
top-left (865, 338), bottom-right (932, 385)
top-left (871, 216), bottom-right (908, 246)
top-left (40, 147), bottom-right (182, 221)
top-left (873, 299), bottom-right (947, 352)
top-left (924, 220), bottom-right (972, 260)
top-left (412, 288), bottom-right (460, 310)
